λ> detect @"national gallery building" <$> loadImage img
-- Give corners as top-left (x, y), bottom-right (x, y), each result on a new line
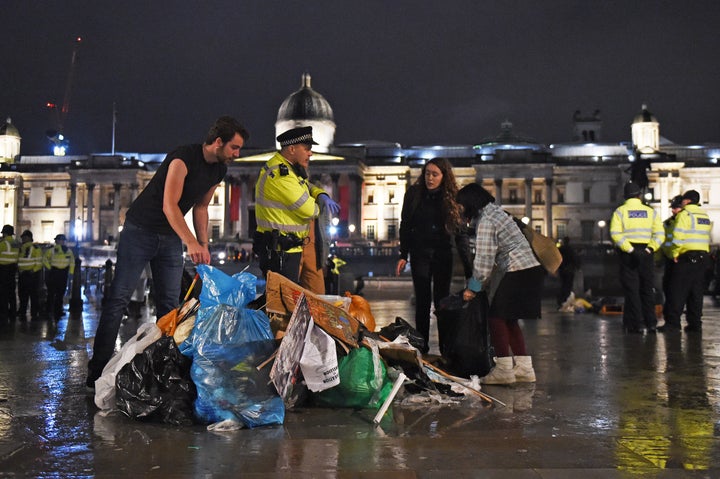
top-left (1, 73), bottom-right (719, 247)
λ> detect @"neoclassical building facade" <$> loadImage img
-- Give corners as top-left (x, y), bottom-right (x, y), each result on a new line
top-left (1, 80), bottom-right (719, 247)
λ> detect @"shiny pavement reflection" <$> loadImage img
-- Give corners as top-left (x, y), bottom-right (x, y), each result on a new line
top-left (0, 289), bottom-right (718, 477)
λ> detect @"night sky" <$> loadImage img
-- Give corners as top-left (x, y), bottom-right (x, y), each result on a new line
top-left (2, 1), bottom-right (720, 156)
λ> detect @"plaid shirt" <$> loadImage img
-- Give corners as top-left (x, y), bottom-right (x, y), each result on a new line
top-left (471, 203), bottom-right (540, 288)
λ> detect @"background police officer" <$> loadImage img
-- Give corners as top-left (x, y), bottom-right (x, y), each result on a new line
top-left (610, 182), bottom-right (664, 334)
top-left (43, 234), bottom-right (75, 319)
top-left (660, 190), bottom-right (712, 332)
top-left (18, 230), bottom-right (42, 321)
top-left (660, 195), bottom-right (684, 320)
top-left (0, 225), bottom-right (18, 322)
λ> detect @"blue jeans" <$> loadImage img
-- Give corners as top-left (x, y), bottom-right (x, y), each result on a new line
top-left (87, 221), bottom-right (184, 382)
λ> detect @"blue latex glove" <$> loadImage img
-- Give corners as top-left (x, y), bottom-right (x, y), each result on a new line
top-left (467, 277), bottom-right (483, 292)
top-left (317, 194), bottom-right (340, 216)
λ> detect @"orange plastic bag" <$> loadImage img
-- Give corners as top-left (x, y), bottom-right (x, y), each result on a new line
top-left (345, 292), bottom-right (376, 332)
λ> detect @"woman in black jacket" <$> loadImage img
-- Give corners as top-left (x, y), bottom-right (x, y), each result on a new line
top-left (395, 158), bottom-right (472, 354)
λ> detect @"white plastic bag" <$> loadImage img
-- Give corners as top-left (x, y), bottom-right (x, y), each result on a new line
top-left (298, 320), bottom-right (340, 392)
top-left (94, 322), bottom-right (162, 410)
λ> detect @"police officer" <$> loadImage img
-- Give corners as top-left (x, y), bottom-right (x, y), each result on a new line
top-left (253, 126), bottom-right (339, 283)
top-left (609, 182), bottom-right (664, 333)
top-left (0, 225), bottom-right (19, 321)
top-left (17, 230), bottom-right (42, 321)
top-left (43, 234), bottom-right (75, 318)
top-left (660, 190), bottom-right (712, 332)
top-left (660, 195), bottom-right (684, 319)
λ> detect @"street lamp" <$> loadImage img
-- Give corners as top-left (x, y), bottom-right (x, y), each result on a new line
top-left (597, 220), bottom-right (606, 244)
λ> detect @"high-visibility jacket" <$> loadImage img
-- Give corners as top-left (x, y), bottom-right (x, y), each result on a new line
top-left (18, 242), bottom-right (43, 273)
top-left (660, 215), bottom-right (676, 260)
top-left (609, 198), bottom-right (664, 253)
top-left (254, 152), bottom-right (326, 254)
top-left (668, 203), bottom-right (711, 259)
top-left (330, 257), bottom-right (346, 275)
top-left (0, 236), bottom-right (19, 267)
top-left (44, 245), bottom-right (75, 274)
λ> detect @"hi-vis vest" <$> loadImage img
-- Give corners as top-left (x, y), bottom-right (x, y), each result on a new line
top-left (610, 197), bottom-right (664, 253)
top-left (254, 152), bottom-right (326, 254)
top-left (668, 203), bottom-right (712, 259)
top-left (0, 237), bottom-right (19, 267)
top-left (18, 242), bottom-right (43, 273)
top-left (44, 245), bottom-right (75, 274)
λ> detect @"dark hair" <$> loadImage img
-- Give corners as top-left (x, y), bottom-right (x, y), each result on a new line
top-left (414, 158), bottom-right (462, 234)
top-left (682, 189), bottom-right (700, 205)
top-left (457, 183), bottom-right (495, 220)
top-left (204, 116), bottom-right (250, 145)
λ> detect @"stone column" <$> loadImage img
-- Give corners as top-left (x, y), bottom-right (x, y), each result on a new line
top-left (130, 183), bottom-right (139, 202)
top-left (494, 178), bottom-right (503, 206)
top-left (348, 174), bottom-right (362, 234)
top-left (86, 183), bottom-right (95, 242)
top-left (545, 178), bottom-right (554, 237)
top-left (69, 182), bottom-right (77, 242)
top-left (524, 177), bottom-right (533, 220)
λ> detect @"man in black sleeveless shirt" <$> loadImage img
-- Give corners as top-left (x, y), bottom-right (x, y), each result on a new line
top-left (86, 116), bottom-right (249, 389)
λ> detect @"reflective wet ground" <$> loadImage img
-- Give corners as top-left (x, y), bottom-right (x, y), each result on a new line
top-left (1, 286), bottom-right (719, 478)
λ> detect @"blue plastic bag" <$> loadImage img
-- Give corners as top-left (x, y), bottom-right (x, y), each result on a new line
top-left (181, 265), bottom-right (284, 428)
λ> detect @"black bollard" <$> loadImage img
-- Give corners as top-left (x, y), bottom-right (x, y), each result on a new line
top-left (102, 259), bottom-right (113, 306)
top-left (69, 256), bottom-right (83, 313)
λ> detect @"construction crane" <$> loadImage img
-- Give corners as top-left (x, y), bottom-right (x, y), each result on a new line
top-left (46, 36), bottom-right (82, 156)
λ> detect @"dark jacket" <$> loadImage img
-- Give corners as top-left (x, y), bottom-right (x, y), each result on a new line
top-left (399, 185), bottom-right (473, 278)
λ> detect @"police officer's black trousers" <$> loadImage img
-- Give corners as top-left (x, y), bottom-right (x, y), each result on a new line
top-left (664, 253), bottom-right (708, 328)
top-left (18, 270), bottom-right (40, 319)
top-left (46, 267), bottom-right (69, 318)
top-left (0, 264), bottom-right (17, 320)
top-left (619, 249), bottom-right (656, 330)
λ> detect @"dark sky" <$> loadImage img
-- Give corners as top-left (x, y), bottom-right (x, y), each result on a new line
top-left (2, 1), bottom-right (720, 155)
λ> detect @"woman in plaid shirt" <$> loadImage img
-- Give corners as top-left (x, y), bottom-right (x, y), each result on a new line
top-left (457, 183), bottom-right (545, 385)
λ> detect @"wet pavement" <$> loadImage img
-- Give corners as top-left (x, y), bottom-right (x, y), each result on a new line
top-left (1, 282), bottom-right (720, 478)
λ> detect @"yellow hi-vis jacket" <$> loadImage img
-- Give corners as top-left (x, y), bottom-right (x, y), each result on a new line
top-left (610, 198), bottom-right (664, 253)
top-left (660, 215), bottom-right (676, 260)
top-left (44, 245), bottom-right (75, 274)
top-left (254, 152), bottom-right (327, 254)
top-left (18, 242), bottom-right (43, 273)
top-left (0, 236), bottom-right (19, 266)
top-left (330, 256), bottom-right (346, 275)
top-left (667, 203), bottom-right (711, 259)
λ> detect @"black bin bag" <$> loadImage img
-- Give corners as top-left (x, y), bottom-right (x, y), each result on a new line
top-left (116, 335), bottom-right (197, 426)
top-left (435, 291), bottom-right (495, 378)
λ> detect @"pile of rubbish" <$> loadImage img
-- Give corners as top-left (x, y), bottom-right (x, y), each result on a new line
top-left (93, 266), bottom-right (498, 430)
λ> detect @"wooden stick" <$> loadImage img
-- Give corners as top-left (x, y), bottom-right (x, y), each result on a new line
top-left (373, 372), bottom-right (406, 424)
top-left (256, 349), bottom-right (278, 371)
top-left (421, 360), bottom-right (504, 406)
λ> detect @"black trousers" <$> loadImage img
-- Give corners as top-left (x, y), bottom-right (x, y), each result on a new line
top-left (46, 267), bottom-right (69, 317)
top-left (410, 247), bottom-right (453, 353)
top-left (619, 248), bottom-right (656, 330)
top-left (18, 270), bottom-right (40, 319)
top-left (557, 269), bottom-right (575, 305)
top-left (664, 252), bottom-right (708, 328)
top-left (0, 264), bottom-right (17, 320)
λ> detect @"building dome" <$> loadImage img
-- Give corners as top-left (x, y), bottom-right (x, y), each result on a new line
top-left (0, 117), bottom-right (21, 162)
top-left (275, 73), bottom-right (336, 152)
top-left (633, 104), bottom-right (658, 124)
top-left (277, 73), bottom-right (334, 122)
top-left (0, 117), bottom-right (20, 137)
